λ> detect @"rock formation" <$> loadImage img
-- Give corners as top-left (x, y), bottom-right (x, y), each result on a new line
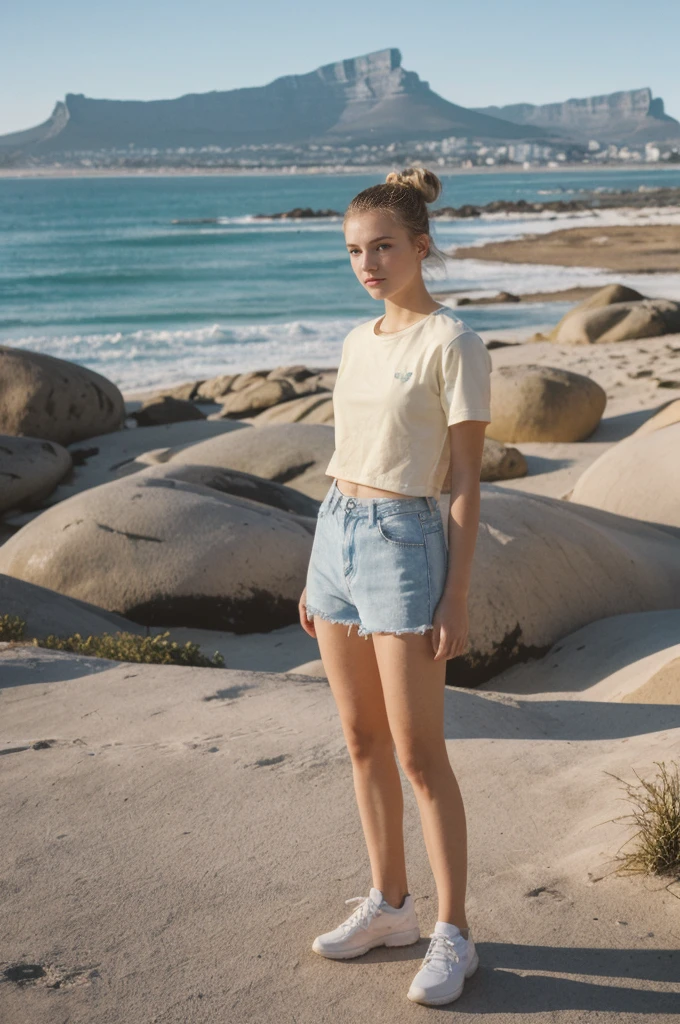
top-left (0, 49), bottom-right (553, 156)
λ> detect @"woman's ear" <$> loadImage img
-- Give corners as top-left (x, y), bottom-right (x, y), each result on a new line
top-left (416, 232), bottom-right (430, 260)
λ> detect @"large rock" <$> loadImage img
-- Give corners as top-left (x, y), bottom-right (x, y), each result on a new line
top-left (217, 377), bottom-right (297, 416)
top-left (216, 377), bottom-right (330, 419)
top-left (479, 438), bottom-right (527, 481)
top-left (545, 283), bottom-right (645, 341)
top-left (0, 435), bottom-right (72, 514)
top-left (569, 421), bottom-right (680, 529)
top-left (246, 393), bottom-right (334, 424)
top-left (554, 298), bottom-right (680, 345)
top-left (632, 399), bottom-right (680, 436)
top-left (130, 396), bottom-right (207, 427)
top-left (483, 608), bottom-right (680, 703)
top-left (0, 573), bottom-right (144, 640)
top-left (0, 345), bottom-right (125, 444)
top-left (439, 484), bottom-right (680, 684)
top-left (0, 465), bottom-right (314, 632)
top-left (485, 364), bottom-right (606, 442)
top-left (44, 420), bottom-right (250, 507)
top-left (128, 462), bottom-right (321, 517)
top-left (131, 422), bottom-right (336, 499)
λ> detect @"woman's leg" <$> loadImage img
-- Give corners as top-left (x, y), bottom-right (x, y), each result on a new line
top-left (313, 616), bottom-right (408, 909)
top-left (371, 631), bottom-right (468, 931)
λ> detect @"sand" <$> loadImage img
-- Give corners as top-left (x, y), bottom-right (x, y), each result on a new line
top-left (451, 223), bottom-right (680, 274)
top-left (1, 629), bottom-right (679, 1023)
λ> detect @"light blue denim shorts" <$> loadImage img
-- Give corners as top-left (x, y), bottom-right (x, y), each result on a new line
top-left (305, 477), bottom-right (448, 639)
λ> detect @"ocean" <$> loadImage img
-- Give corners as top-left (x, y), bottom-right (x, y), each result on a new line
top-left (2, 166), bottom-right (680, 392)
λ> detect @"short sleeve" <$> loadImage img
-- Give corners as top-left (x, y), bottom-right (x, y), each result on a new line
top-left (438, 331), bottom-right (492, 426)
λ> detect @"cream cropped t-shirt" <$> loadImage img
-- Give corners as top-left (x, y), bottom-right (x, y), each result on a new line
top-left (324, 306), bottom-right (492, 500)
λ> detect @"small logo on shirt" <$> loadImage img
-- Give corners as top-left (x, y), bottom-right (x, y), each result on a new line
top-left (394, 370), bottom-right (412, 382)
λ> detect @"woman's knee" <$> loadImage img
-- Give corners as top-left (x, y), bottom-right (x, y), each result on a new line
top-left (396, 740), bottom-right (449, 791)
top-left (344, 724), bottom-right (394, 764)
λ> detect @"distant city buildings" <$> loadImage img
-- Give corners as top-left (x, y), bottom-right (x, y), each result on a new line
top-left (9, 134), bottom-right (677, 172)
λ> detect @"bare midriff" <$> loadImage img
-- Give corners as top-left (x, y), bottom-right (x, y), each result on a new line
top-left (335, 478), bottom-right (416, 499)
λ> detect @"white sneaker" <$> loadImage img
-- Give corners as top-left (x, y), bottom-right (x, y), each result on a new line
top-left (407, 921), bottom-right (479, 1005)
top-left (312, 886), bottom-right (420, 959)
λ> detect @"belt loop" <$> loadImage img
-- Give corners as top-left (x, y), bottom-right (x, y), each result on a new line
top-left (427, 495), bottom-right (436, 514)
top-left (369, 500), bottom-right (376, 527)
top-left (330, 479), bottom-right (342, 514)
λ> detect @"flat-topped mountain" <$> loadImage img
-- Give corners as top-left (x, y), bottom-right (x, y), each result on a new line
top-left (473, 88), bottom-right (680, 144)
top-left (0, 48), bottom-right (553, 156)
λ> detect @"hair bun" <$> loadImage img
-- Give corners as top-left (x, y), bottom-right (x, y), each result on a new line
top-left (384, 166), bottom-right (442, 204)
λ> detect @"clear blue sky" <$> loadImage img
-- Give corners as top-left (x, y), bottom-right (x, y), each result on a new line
top-left (3, 0), bottom-right (679, 136)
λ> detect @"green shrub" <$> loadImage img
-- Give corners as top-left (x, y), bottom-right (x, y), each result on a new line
top-left (606, 760), bottom-right (680, 878)
top-left (0, 612), bottom-right (223, 667)
top-left (0, 614), bottom-right (26, 642)
top-left (35, 630), bottom-right (224, 668)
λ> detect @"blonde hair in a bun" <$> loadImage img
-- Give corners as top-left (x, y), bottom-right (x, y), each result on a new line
top-left (384, 166), bottom-right (442, 204)
top-left (344, 165), bottom-right (447, 268)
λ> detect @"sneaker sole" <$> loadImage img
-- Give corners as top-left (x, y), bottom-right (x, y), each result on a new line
top-left (312, 925), bottom-right (421, 960)
top-left (406, 948), bottom-right (480, 1005)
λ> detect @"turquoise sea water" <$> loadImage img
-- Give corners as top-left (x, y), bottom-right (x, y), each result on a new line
top-left (1, 167), bottom-right (680, 390)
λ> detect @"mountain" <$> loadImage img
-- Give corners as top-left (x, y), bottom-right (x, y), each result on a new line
top-left (472, 88), bottom-right (680, 145)
top-left (0, 48), bottom-right (554, 156)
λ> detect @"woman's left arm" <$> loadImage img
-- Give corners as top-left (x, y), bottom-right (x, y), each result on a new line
top-left (431, 419), bottom-right (487, 661)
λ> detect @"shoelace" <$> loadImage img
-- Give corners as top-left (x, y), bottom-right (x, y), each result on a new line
top-left (421, 932), bottom-right (461, 972)
top-left (339, 894), bottom-right (382, 933)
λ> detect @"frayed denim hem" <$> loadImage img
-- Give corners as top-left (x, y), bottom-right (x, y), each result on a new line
top-left (356, 624), bottom-right (435, 638)
top-left (305, 603), bottom-right (366, 638)
top-left (305, 604), bottom-right (435, 641)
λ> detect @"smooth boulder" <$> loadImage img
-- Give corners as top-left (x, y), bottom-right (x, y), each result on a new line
top-left (0, 572), bottom-right (144, 640)
top-left (569, 421), bottom-right (680, 529)
top-left (247, 393), bottom-right (335, 424)
top-left (131, 422), bottom-right (336, 499)
top-left (632, 399), bottom-right (680, 436)
top-left (553, 298), bottom-right (680, 345)
top-left (0, 465), bottom-right (314, 632)
top-left (0, 435), bottom-right (72, 514)
top-left (128, 462), bottom-right (320, 518)
top-left (40, 420), bottom-right (250, 509)
top-left (479, 438), bottom-right (527, 481)
top-left (545, 283), bottom-right (645, 341)
top-left (0, 345), bottom-right (125, 444)
top-left (131, 396), bottom-right (207, 427)
top-left (439, 484), bottom-right (680, 684)
top-left (486, 364), bottom-right (606, 442)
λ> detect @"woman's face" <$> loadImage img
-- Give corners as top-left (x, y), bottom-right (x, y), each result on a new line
top-left (344, 210), bottom-right (429, 300)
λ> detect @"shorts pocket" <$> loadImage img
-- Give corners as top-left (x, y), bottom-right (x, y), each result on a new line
top-left (377, 510), bottom-right (425, 546)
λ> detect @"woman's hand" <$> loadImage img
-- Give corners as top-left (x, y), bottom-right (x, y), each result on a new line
top-left (299, 585), bottom-right (317, 638)
top-left (431, 590), bottom-right (469, 661)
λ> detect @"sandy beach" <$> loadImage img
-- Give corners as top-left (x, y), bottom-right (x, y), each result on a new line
top-left (451, 223), bottom-right (680, 274)
top-left (1, 195), bottom-right (679, 1022)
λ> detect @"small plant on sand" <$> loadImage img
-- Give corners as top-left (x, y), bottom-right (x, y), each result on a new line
top-left (605, 760), bottom-right (680, 885)
top-left (0, 614), bottom-right (27, 642)
top-left (35, 630), bottom-right (225, 668)
top-left (1, 612), bottom-right (222, 666)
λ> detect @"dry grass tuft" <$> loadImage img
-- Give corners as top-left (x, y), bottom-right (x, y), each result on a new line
top-left (605, 760), bottom-right (680, 882)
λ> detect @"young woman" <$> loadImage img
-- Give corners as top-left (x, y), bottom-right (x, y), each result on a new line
top-left (298, 167), bottom-right (492, 1007)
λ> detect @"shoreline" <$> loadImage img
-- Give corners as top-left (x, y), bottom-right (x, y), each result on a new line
top-left (432, 284), bottom-right (610, 305)
top-left (450, 222), bottom-right (680, 274)
top-left (0, 163), bottom-right (678, 180)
